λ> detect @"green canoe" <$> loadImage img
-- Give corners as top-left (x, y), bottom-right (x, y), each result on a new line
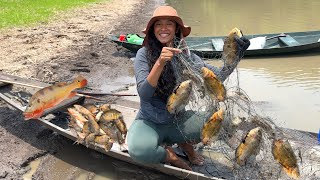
top-left (110, 30), bottom-right (320, 57)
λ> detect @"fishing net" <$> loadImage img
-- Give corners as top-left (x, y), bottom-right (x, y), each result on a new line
top-left (169, 37), bottom-right (320, 180)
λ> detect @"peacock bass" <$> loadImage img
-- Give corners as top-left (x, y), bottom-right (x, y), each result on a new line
top-left (24, 75), bottom-right (87, 120)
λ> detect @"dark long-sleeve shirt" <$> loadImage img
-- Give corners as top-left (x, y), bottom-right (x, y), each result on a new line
top-left (134, 47), bottom-right (239, 124)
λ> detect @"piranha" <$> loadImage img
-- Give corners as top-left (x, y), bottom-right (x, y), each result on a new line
top-left (201, 109), bottom-right (224, 145)
top-left (272, 139), bottom-right (300, 179)
top-left (99, 109), bottom-right (127, 135)
top-left (24, 75), bottom-right (87, 120)
top-left (223, 27), bottom-right (243, 65)
top-left (167, 80), bottom-right (193, 114)
top-left (201, 67), bottom-right (226, 101)
top-left (235, 127), bottom-right (262, 166)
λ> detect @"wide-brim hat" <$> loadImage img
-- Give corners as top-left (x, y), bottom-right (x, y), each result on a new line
top-left (142, 6), bottom-right (191, 46)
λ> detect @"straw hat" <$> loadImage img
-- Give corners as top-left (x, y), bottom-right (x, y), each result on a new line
top-left (142, 6), bottom-right (191, 45)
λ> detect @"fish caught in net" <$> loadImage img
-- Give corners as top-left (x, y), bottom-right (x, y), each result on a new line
top-left (167, 28), bottom-right (320, 179)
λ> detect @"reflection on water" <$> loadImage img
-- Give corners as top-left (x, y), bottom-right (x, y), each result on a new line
top-left (208, 56), bottom-right (320, 133)
top-left (166, 0), bottom-right (320, 36)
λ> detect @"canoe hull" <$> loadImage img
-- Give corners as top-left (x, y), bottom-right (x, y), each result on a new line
top-left (110, 30), bottom-right (320, 57)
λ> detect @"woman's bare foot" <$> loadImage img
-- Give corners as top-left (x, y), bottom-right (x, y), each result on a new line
top-left (165, 146), bottom-right (192, 171)
top-left (179, 143), bottom-right (205, 166)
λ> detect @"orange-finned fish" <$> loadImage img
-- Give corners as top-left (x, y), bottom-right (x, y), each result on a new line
top-left (223, 27), bottom-right (243, 65)
top-left (201, 109), bottom-right (224, 145)
top-left (235, 127), bottom-right (262, 166)
top-left (24, 75), bottom-right (87, 120)
top-left (272, 139), bottom-right (300, 179)
top-left (201, 67), bottom-right (226, 101)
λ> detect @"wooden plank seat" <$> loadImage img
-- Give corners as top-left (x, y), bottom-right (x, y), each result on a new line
top-left (211, 38), bottom-right (224, 51)
top-left (278, 35), bottom-right (300, 46)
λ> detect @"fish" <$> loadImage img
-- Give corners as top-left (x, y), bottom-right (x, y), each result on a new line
top-left (272, 139), bottom-right (300, 179)
top-left (100, 109), bottom-right (127, 135)
top-left (74, 104), bottom-right (94, 117)
top-left (223, 27), bottom-right (243, 65)
top-left (182, 70), bottom-right (205, 98)
top-left (95, 135), bottom-right (113, 152)
top-left (74, 104), bottom-right (105, 135)
top-left (24, 75), bottom-right (87, 120)
top-left (235, 127), bottom-right (262, 166)
top-left (201, 67), bottom-right (226, 101)
top-left (201, 109), bottom-right (224, 145)
top-left (83, 104), bottom-right (99, 115)
top-left (68, 117), bottom-right (83, 133)
top-left (84, 133), bottom-right (95, 145)
top-left (94, 134), bottom-right (111, 144)
top-left (99, 103), bottom-right (111, 112)
top-left (67, 107), bottom-right (88, 124)
top-left (99, 109), bottom-right (123, 122)
top-left (167, 80), bottom-right (193, 114)
top-left (96, 104), bottom-right (111, 121)
top-left (99, 122), bottom-right (125, 145)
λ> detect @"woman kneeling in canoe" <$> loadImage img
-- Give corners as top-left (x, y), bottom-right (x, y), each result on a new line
top-left (127, 5), bottom-right (250, 170)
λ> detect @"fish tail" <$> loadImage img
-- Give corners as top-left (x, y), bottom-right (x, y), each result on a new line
top-left (284, 167), bottom-right (300, 179)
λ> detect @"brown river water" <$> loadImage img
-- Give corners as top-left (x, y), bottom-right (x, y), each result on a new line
top-left (24, 0), bottom-right (320, 179)
top-left (166, 0), bottom-right (320, 133)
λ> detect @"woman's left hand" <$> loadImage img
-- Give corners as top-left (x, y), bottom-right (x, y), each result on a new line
top-left (235, 36), bottom-right (250, 58)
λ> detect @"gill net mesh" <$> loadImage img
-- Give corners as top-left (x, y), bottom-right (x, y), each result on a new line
top-left (169, 37), bottom-right (320, 180)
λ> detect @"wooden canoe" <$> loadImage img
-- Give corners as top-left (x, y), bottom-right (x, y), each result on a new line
top-left (0, 73), bottom-right (222, 180)
top-left (0, 73), bottom-right (318, 179)
top-left (109, 30), bottom-right (320, 57)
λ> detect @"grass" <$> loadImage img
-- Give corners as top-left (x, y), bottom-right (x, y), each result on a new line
top-left (0, 0), bottom-right (105, 29)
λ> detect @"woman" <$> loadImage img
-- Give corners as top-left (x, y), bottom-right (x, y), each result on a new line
top-left (127, 6), bottom-right (250, 170)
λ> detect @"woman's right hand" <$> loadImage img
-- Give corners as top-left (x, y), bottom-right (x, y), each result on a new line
top-left (158, 47), bottom-right (182, 65)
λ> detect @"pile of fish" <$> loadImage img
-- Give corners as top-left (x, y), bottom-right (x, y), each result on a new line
top-left (68, 103), bottom-right (127, 152)
top-left (167, 28), bottom-right (301, 179)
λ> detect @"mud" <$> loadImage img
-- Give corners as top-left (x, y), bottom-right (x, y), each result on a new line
top-left (0, 0), bottom-right (166, 179)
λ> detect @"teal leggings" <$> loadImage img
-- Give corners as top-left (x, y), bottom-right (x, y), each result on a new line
top-left (127, 111), bottom-right (205, 164)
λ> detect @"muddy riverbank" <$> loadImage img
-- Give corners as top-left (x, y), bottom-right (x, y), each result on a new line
top-left (0, 0), bottom-right (168, 179)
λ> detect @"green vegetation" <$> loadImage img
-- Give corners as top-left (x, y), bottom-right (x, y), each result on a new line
top-left (0, 0), bottom-right (105, 29)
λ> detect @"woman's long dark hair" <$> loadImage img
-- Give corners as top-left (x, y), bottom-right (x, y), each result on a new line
top-left (145, 23), bottom-right (182, 102)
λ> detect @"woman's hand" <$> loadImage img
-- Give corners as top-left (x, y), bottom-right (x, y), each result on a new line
top-left (235, 36), bottom-right (250, 58)
top-left (158, 47), bottom-right (182, 66)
